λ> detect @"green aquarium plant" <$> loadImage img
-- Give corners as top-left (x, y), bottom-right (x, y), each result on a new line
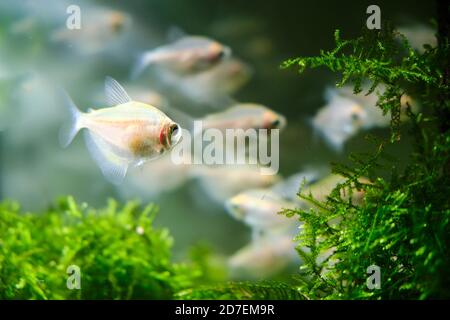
top-left (0, 196), bottom-right (207, 299)
top-left (279, 13), bottom-right (449, 299)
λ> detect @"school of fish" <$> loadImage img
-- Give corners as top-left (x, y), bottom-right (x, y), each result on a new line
top-left (0, 0), bottom-right (430, 279)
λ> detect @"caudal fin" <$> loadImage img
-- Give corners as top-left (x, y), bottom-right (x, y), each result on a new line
top-left (130, 52), bottom-right (153, 80)
top-left (59, 89), bottom-right (82, 148)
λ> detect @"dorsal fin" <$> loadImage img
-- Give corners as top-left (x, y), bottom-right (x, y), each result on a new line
top-left (167, 26), bottom-right (187, 42)
top-left (105, 76), bottom-right (132, 106)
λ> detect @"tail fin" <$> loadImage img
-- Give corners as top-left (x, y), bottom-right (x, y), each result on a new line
top-left (59, 89), bottom-right (82, 148)
top-left (130, 52), bottom-right (153, 80)
top-left (323, 86), bottom-right (339, 102)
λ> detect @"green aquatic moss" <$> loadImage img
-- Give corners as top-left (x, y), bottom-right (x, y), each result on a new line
top-left (0, 196), bottom-right (203, 299)
top-left (279, 21), bottom-right (450, 299)
top-left (176, 281), bottom-right (307, 300)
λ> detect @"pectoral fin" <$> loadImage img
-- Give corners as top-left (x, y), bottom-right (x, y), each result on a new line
top-left (83, 130), bottom-right (130, 185)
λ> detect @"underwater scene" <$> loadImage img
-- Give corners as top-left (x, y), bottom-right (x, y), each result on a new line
top-left (0, 0), bottom-right (449, 301)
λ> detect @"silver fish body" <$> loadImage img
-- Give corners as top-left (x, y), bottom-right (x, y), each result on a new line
top-left (228, 234), bottom-right (298, 279)
top-left (82, 102), bottom-right (175, 157)
top-left (201, 103), bottom-right (286, 131)
top-left (50, 8), bottom-right (132, 55)
top-left (225, 189), bottom-right (296, 232)
top-left (312, 92), bottom-right (368, 152)
top-left (191, 165), bottom-right (280, 204)
top-left (335, 85), bottom-right (419, 129)
top-left (164, 58), bottom-right (252, 107)
top-left (132, 35), bottom-right (231, 78)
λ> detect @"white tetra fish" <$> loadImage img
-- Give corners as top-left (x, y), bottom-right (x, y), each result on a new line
top-left (132, 34), bottom-right (231, 78)
top-left (335, 85), bottom-right (419, 129)
top-left (50, 8), bottom-right (132, 55)
top-left (312, 89), bottom-right (368, 152)
top-left (270, 168), bottom-right (327, 202)
top-left (228, 234), bottom-right (298, 279)
top-left (191, 164), bottom-right (281, 204)
top-left (125, 86), bottom-right (169, 109)
top-left (302, 174), bottom-right (369, 206)
top-left (60, 77), bottom-right (182, 185)
top-left (201, 58), bottom-right (252, 96)
top-left (225, 189), bottom-right (297, 234)
top-left (397, 24), bottom-right (437, 53)
top-left (201, 103), bottom-right (287, 131)
top-left (225, 169), bottom-right (323, 235)
top-left (174, 58), bottom-right (252, 106)
top-left (166, 103), bottom-right (286, 138)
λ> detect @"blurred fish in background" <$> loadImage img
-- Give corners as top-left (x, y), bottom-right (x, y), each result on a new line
top-left (157, 102), bottom-right (286, 132)
top-left (121, 153), bottom-right (192, 199)
top-left (162, 58), bottom-right (252, 107)
top-left (210, 15), bottom-right (274, 60)
top-left (397, 23), bottom-right (437, 53)
top-left (50, 7), bottom-right (133, 56)
top-left (125, 86), bottom-right (169, 109)
top-left (0, 0), bottom-right (435, 280)
top-left (311, 89), bottom-right (369, 152)
top-left (336, 85), bottom-right (419, 128)
top-left (191, 164), bottom-right (281, 205)
top-left (312, 85), bottom-right (419, 152)
top-left (228, 233), bottom-right (299, 279)
top-left (226, 189), bottom-right (297, 235)
top-left (131, 30), bottom-right (231, 79)
top-left (224, 169), bottom-right (321, 278)
top-left (200, 103), bottom-right (286, 131)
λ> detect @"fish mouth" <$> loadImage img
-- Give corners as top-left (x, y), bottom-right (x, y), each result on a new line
top-left (263, 115), bottom-right (287, 131)
top-left (225, 199), bottom-right (245, 219)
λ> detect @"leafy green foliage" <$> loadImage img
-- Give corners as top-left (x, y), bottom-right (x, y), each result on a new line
top-left (176, 281), bottom-right (306, 300)
top-left (281, 22), bottom-right (450, 299)
top-left (0, 197), bottom-right (202, 299)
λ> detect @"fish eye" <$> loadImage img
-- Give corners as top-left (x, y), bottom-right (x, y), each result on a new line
top-left (171, 124), bottom-right (179, 135)
top-left (271, 119), bottom-right (281, 128)
top-left (169, 124), bottom-right (182, 145)
top-left (216, 46), bottom-right (231, 60)
top-left (351, 112), bottom-right (360, 121)
top-left (217, 50), bottom-right (225, 59)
